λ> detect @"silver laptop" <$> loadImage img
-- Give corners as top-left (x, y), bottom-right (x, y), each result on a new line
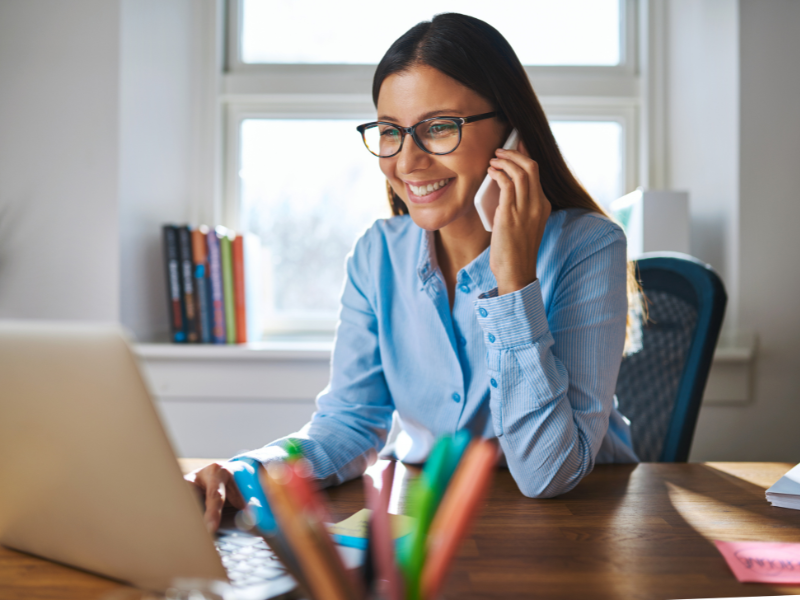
top-left (0, 320), bottom-right (296, 598)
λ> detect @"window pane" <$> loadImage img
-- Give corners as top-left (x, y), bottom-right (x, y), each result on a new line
top-left (550, 120), bottom-right (623, 209)
top-left (241, 0), bottom-right (619, 66)
top-left (239, 120), bottom-right (391, 322)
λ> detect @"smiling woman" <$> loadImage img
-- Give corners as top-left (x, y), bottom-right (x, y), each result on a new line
top-left (189, 12), bottom-right (639, 532)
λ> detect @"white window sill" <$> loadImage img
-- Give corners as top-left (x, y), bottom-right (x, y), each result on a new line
top-left (134, 339), bottom-right (333, 362)
top-left (133, 332), bottom-right (756, 404)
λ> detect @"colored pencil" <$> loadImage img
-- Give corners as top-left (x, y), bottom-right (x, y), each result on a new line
top-left (398, 435), bottom-right (454, 600)
top-left (364, 463), bottom-right (403, 600)
top-left (230, 461), bottom-right (311, 595)
top-left (283, 461), bottom-right (361, 597)
top-left (261, 463), bottom-right (356, 600)
top-left (420, 439), bottom-right (498, 600)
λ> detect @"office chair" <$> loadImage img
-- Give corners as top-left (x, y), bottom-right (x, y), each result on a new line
top-left (615, 252), bottom-right (727, 462)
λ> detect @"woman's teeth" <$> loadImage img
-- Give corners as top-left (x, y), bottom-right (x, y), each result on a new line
top-left (409, 178), bottom-right (451, 197)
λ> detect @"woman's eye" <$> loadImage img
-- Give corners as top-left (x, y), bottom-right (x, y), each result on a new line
top-left (380, 128), bottom-right (400, 139)
top-left (427, 122), bottom-right (458, 138)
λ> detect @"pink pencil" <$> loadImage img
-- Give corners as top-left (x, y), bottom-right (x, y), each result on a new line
top-left (364, 462), bottom-right (403, 600)
top-left (420, 440), bottom-right (498, 600)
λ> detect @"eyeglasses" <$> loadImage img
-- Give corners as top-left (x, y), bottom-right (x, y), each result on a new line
top-left (356, 111), bottom-right (502, 158)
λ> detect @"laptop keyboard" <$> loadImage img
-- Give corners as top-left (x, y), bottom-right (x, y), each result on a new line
top-left (214, 529), bottom-right (291, 589)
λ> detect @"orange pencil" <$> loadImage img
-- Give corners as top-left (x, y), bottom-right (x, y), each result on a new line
top-left (261, 464), bottom-right (352, 600)
top-left (420, 440), bottom-right (498, 600)
top-left (283, 462), bottom-right (362, 598)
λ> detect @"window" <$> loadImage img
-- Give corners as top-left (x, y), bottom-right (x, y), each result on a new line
top-left (239, 0), bottom-right (621, 66)
top-left (223, 0), bottom-right (640, 335)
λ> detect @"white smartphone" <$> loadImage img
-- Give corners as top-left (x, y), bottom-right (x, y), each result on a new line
top-left (474, 128), bottom-right (520, 232)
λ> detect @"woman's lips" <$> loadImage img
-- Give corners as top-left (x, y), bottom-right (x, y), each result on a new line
top-left (404, 178), bottom-right (453, 204)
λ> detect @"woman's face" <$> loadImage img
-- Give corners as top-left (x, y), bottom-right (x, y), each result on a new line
top-left (376, 65), bottom-right (508, 232)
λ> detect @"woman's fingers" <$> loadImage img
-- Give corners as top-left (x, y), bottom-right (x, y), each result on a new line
top-left (496, 148), bottom-right (540, 191)
top-left (205, 479), bottom-right (227, 533)
top-left (486, 166), bottom-right (514, 210)
top-left (185, 461), bottom-right (247, 533)
top-left (489, 156), bottom-right (529, 211)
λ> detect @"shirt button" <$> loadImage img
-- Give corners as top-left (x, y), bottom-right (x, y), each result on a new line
top-left (490, 378), bottom-right (498, 388)
top-left (478, 307), bottom-right (488, 317)
top-left (459, 284), bottom-right (470, 293)
top-left (451, 392), bottom-right (461, 403)
top-left (488, 333), bottom-right (496, 343)
top-left (458, 336), bottom-right (467, 347)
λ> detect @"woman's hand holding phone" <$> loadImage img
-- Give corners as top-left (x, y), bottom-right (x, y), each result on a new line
top-left (486, 140), bottom-right (552, 296)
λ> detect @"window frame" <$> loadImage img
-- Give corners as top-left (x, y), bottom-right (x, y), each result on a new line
top-left (221, 0), bottom-right (642, 336)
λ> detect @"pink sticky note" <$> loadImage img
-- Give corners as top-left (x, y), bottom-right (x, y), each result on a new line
top-left (715, 540), bottom-right (800, 584)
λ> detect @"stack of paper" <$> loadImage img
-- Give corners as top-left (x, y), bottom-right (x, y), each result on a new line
top-left (766, 463), bottom-right (800, 509)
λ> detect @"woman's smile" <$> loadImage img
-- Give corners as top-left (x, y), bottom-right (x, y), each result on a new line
top-left (404, 177), bottom-right (454, 203)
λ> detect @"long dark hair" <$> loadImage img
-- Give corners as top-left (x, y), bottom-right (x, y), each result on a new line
top-left (373, 13), bottom-right (643, 352)
top-left (373, 12), bottom-right (602, 218)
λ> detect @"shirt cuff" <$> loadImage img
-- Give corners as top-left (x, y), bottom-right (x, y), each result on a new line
top-left (474, 279), bottom-right (549, 348)
top-left (231, 444), bottom-right (289, 467)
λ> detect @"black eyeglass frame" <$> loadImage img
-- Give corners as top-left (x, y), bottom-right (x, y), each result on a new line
top-left (356, 111), bottom-right (503, 158)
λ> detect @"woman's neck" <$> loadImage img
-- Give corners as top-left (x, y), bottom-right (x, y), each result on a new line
top-left (434, 211), bottom-right (491, 309)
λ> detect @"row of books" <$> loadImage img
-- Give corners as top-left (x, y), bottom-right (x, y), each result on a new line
top-left (162, 225), bottom-right (261, 344)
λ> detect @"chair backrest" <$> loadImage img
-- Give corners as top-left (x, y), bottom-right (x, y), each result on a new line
top-left (615, 252), bottom-right (727, 462)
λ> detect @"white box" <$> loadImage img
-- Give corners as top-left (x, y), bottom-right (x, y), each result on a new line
top-left (610, 189), bottom-right (690, 260)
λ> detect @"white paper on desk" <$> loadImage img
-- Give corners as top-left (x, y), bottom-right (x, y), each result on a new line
top-left (766, 463), bottom-right (800, 509)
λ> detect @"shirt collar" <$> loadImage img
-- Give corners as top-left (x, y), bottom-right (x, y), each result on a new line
top-left (416, 228), bottom-right (437, 283)
top-left (462, 244), bottom-right (497, 293)
top-left (416, 226), bottom-right (497, 292)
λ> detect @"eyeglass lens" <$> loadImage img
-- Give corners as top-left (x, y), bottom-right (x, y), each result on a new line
top-left (362, 120), bottom-right (461, 157)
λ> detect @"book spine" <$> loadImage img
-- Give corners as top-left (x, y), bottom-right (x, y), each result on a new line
top-left (219, 229), bottom-right (238, 344)
top-left (191, 226), bottom-right (212, 344)
top-left (206, 229), bottom-right (227, 344)
top-left (243, 233), bottom-right (263, 343)
top-left (177, 226), bottom-right (199, 343)
top-left (232, 235), bottom-right (247, 344)
top-left (162, 225), bottom-right (186, 343)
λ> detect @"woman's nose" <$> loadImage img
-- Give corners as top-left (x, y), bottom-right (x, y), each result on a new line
top-left (396, 135), bottom-right (432, 174)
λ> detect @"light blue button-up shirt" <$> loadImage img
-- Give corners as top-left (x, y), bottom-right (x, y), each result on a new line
top-left (240, 208), bottom-right (638, 498)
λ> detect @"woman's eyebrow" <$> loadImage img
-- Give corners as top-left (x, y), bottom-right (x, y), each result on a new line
top-left (377, 108), bottom-right (465, 123)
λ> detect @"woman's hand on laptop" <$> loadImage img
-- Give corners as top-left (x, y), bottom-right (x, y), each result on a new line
top-left (184, 462), bottom-right (246, 533)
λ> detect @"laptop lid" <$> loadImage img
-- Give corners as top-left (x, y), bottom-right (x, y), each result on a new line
top-left (0, 321), bottom-right (228, 591)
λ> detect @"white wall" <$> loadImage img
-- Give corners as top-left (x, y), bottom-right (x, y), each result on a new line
top-left (691, 0), bottom-right (800, 461)
top-left (687, 0), bottom-right (800, 461)
top-left (0, 1), bottom-right (121, 321)
top-left (664, 0), bottom-right (740, 327)
top-left (118, 0), bottom-right (220, 342)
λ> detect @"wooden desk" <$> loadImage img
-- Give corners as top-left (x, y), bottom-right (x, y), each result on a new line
top-left (2, 462), bottom-right (799, 599)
